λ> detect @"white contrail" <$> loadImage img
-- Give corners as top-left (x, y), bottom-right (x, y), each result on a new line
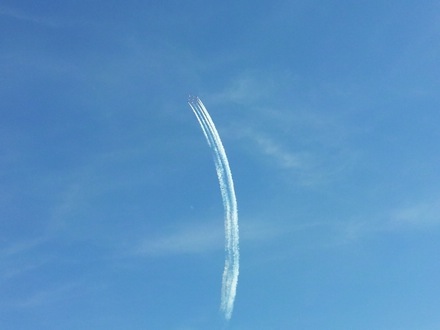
top-left (188, 96), bottom-right (239, 321)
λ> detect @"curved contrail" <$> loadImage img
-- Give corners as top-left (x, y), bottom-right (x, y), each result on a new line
top-left (188, 96), bottom-right (239, 321)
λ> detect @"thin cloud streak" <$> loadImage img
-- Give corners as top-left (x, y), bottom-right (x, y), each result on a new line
top-left (188, 96), bottom-right (239, 321)
top-left (135, 219), bottom-right (287, 258)
top-left (0, 5), bottom-right (60, 27)
top-left (333, 198), bottom-right (440, 244)
top-left (1, 282), bottom-right (82, 309)
top-left (136, 223), bottom-right (223, 256)
top-left (250, 133), bottom-right (304, 169)
top-left (390, 199), bottom-right (440, 228)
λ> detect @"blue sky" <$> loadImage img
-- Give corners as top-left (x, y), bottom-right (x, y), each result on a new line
top-left (1, 1), bottom-right (440, 329)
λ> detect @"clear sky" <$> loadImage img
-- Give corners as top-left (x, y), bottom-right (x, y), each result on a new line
top-left (1, 1), bottom-right (440, 329)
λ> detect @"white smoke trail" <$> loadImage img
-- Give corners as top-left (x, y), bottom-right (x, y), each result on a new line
top-left (188, 96), bottom-right (239, 321)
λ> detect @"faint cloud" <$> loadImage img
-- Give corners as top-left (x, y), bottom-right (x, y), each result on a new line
top-left (0, 238), bottom-right (50, 281)
top-left (236, 126), bottom-right (352, 187)
top-left (335, 198), bottom-right (440, 244)
top-left (240, 219), bottom-right (291, 243)
top-left (335, 218), bottom-right (371, 243)
top-left (0, 260), bottom-right (47, 282)
top-left (136, 223), bottom-right (223, 257)
top-left (209, 74), bottom-right (270, 105)
top-left (389, 199), bottom-right (440, 228)
top-left (135, 218), bottom-right (288, 257)
top-left (0, 237), bottom-right (45, 258)
top-left (243, 130), bottom-right (305, 170)
top-left (49, 181), bottom-right (84, 232)
top-left (2, 282), bottom-right (81, 309)
top-left (0, 5), bottom-right (59, 27)
top-left (206, 70), bottom-right (299, 107)
top-left (205, 71), bottom-right (359, 187)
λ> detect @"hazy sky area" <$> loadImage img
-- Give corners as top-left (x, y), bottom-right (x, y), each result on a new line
top-left (1, 1), bottom-right (440, 329)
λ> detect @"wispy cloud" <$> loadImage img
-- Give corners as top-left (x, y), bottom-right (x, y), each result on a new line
top-left (250, 133), bottom-right (304, 169)
top-left (2, 282), bottom-right (82, 309)
top-left (0, 237), bottom-right (45, 259)
top-left (235, 126), bottom-right (355, 187)
top-left (335, 197), bottom-right (440, 244)
top-left (0, 237), bottom-right (50, 282)
top-left (135, 217), bottom-right (290, 258)
top-left (204, 71), bottom-right (360, 188)
top-left (136, 223), bottom-right (223, 257)
top-left (208, 73), bottom-right (275, 106)
top-left (246, 131), bottom-right (307, 169)
top-left (389, 198), bottom-right (440, 229)
top-left (0, 259), bottom-right (49, 282)
top-left (206, 70), bottom-right (300, 109)
top-left (0, 5), bottom-right (60, 27)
